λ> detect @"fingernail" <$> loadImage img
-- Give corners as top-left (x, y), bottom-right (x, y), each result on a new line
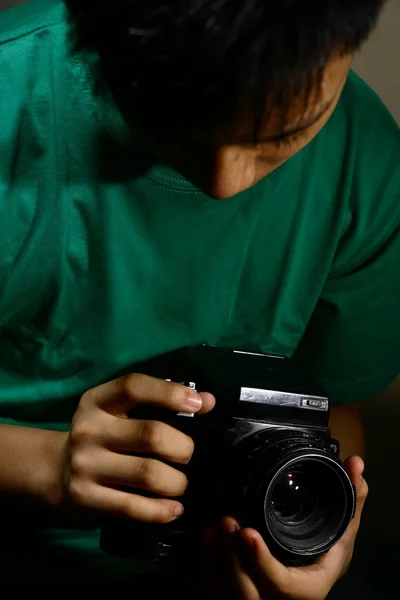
top-left (186, 391), bottom-right (203, 411)
top-left (174, 503), bottom-right (184, 518)
top-left (224, 519), bottom-right (240, 535)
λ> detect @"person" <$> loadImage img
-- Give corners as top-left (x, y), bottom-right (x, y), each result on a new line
top-left (0, 0), bottom-right (399, 596)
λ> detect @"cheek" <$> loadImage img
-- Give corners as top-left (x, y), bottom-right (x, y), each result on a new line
top-left (253, 109), bottom-right (337, 182)
top-left (254, 153), bottom-right (294, 182)
top-left (254, 162), bottom-right (280, 183)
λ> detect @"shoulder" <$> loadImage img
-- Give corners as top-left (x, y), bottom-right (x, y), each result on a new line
top-left (341, 72), bottom-right (400, 189)
top-left (0, 0), bottom-right (114, 228)
top-left (0, 0), bottom-right (80, 177)
top-left (0, 0), bottom-right (109, 177)
top-left (325, 70), bottom-right (400, 273)
top-left (0, 0), bottom-right (67, 44)
top-left (339, 69), bottom-right (400, 162)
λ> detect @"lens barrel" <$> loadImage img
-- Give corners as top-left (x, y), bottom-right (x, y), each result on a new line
top-left (236, 430), bottom-right (356, 565)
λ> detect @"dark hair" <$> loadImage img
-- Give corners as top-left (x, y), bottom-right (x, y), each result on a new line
top-left (67, 0), bottom-right (385, 141)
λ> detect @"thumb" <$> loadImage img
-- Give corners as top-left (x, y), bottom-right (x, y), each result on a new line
top-left (344, 455), bottom-right (368, 519)
top-left (344, 455), bottom-right (364, 482)
top-left (301, 456), bottom-right (368, 586)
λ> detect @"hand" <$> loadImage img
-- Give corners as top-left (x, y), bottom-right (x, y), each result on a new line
top-left (203, 456), bottom-right (368, 600)
top-left (59, 374), bottom-right (215, 525)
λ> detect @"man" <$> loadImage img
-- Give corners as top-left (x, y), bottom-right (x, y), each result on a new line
top-left (0, 0), bottom-right (398, 596)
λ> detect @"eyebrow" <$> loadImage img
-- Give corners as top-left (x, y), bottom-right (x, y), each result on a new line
top-left (239, 97), bottom-right (335, 146)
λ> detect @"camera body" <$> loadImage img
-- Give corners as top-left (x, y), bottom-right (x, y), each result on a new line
top-left (100, 346), bottom-right (356, 566)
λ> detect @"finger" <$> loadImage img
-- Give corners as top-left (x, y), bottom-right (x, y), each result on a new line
top-left (346, 456), bottom-right (368, 524)
top-left (85, 373), bottom-right (215, 415)
top-left (222, 515), bottom-right (242, 533)
top-left (234, 459), bottom-right (369, 599)
top-left (100, 415), bottom-right (195, 464)
top-left (319, 456), bottom-right (367, 557)
top-left (92, 451), bottom-right (188, 497)
top-left (196, 391), bottom-right (216, 415)
top-left (344, 455), bottom-right (365, 491)
top-left (238, 528), bottom-right (290, 590)
top-left (334, 455), bottom-right (368, 539)
top-left (221, 518), bottom-right (260, 600)
top-left (239, 530), bottom-right (334, 599)
top-left (69, 480), bottom-right (184, 523)
top-left (354, 475), bottom-right (369, 521)
top-left (313, 456), bottom-right (368, 576)
top-left (296, 457), bottom-right (369, 588)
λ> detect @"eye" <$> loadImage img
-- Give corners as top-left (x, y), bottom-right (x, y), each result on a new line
top-left (272, 129), bottom-right (307, 151)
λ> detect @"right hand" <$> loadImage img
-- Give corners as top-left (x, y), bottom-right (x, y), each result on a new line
top-left (59, 374), bottom-right (215, 525)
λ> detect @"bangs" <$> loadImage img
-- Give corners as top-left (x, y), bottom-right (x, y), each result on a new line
top-left (66, 0), bottom-right (383, 140)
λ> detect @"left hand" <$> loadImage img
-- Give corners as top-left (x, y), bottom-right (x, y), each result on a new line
top-left (203, 456), bottom-right (368, 600)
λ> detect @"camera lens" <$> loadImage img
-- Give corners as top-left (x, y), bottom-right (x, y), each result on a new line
top-left (264, 456), bottom-right (354, 556)
top-left (270, 471), bottom-right (318, 525)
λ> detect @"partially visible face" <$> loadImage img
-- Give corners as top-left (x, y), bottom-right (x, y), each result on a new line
top-left (146, 54), bottom-right (353, 199)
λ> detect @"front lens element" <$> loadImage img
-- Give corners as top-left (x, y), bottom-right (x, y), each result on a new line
top-left (265, 457), bottom-right (353, 554)
top-left (270, 470), bottom-right (318, 525)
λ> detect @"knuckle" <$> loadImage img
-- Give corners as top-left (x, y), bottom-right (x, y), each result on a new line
top-left (272, 577), bottom-right (290, 597)
top-left (79, 388), bottom-right (96, 408)
top-left (69, 449), bottom-right (91, 478)
top-left (120, 372), bottom-right (145, 398)
top-left (141, 420), bottom-right (166, 451)
top-left (356, 480), bottom-right (369, 510)
top-left (119, 495), bottom-right (140, 520)
top-left (164, 380), bottom-right (179, 405)
top-left (360, 478), bottom-right (369, 498)
top-left (70, 419), bottom-right (96, 448)
top-left (136, 458), bottom-right (161, 489)
top-left (67, 478), bottom-right (90, 507)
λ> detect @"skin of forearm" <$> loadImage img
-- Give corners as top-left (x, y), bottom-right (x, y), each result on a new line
top-left (0, 425), bottom-right (67, 508)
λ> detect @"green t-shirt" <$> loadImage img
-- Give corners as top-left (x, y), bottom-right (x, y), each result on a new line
top-left (0, 0), bottom-right (399, 585)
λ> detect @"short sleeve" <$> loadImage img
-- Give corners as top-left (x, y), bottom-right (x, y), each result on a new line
top-left (294, 75), bottom-right (400, 403)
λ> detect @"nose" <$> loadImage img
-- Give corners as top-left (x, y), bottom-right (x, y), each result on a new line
top-left (208, 146), bottom-right (257, 199)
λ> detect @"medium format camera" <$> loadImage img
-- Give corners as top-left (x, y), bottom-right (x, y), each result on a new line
top-left (100, 345), bottom-right (356, 566)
